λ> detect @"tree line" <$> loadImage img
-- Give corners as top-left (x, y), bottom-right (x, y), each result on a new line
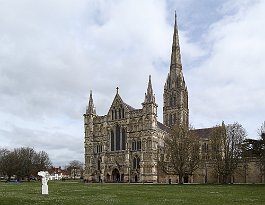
top-left (158, 121), bottom-right (265, 184)
top-left (0, 147), bottom-right (52, 181)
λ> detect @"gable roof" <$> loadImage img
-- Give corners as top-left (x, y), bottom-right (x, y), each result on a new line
top-left (191, 127), bottom-right (215, 139)
top-left (124, 102), bottom-right (135, 111)
top-left (157, 121), bottom-right (170, 133)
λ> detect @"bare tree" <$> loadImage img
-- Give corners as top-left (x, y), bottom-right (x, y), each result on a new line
top-left (33, 150), bottom-right (52, 175)
top-left (0, 148), bottom-right (16, 180)
top-left (210, 122), bottom-right (246, 183)
top-left (66, 160), bottom-right (84, 180)
top-left (13, 147), bottom-right (35, 181)
top-left (0, 147), bottom-right (52, 181)
top-left (158, 125), bottom-right (200, 184)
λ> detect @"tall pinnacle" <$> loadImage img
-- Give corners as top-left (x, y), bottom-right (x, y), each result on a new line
top-left (87, 90), bottom-right (96, 115)
top-left (144, 75), bottom-right (155, 103)
top-left (170, 11), bottom-right (182, 73)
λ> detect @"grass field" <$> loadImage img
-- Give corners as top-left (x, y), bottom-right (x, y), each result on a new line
top-left (0, 181), bottom-right (265, 205)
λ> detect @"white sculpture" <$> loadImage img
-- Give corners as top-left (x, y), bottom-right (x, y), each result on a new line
top-left (38, 171), bottom-right (49, 195)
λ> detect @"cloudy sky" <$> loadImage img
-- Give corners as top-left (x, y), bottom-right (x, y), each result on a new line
top-left (0, 0), bottom-right (264, 166)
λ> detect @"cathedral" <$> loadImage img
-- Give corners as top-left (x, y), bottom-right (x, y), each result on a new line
top-left (83, 15), bottom-right (262, 183)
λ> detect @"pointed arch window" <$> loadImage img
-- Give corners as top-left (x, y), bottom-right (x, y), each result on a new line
top-left (122, 128), bottom-right (126, 150)
top-left (111, 125), bottom-right (127, 151)
top-left (173, 113), bottom-right (176, 123)
top-left (122, 108), bottom-right (125, 118)
top-left (132, 140), bottom-right (141, 151)
top-left (97, 158), bottom-right (101, 170)
top-left (169, 114), bottom-right (173, 126)
top-left (114, 110), bottom-right (117, 119)
top-left (96, 144), bottom-right (103, 153)
top-left (111, 130), bottom-right (114, 151)
top-left (115, 124), bottom-right (121, 151)
top-left (112, 110), bottom-right (114, 120)
top-left (137, 141), bottom-right (141, 151)
top-left (133, 156), bottom-right (140, 169)
top-left (147, 139), bottom-right (152, 149)
top-left (118, 108), bottom-right (121, 119)
top-left (132, 140), bottom-right (136, 151)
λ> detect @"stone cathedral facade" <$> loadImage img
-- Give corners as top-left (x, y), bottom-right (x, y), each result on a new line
top-left (83, 16), bottom-right (262, 183)
top-left (83, 16), bottom-right (189, 183)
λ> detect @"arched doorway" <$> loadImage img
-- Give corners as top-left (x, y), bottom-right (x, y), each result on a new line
top-left (184, 175), bottom-right (189, 183)
top-left (106, 174), bottom-right (110, 182)
top-left (134, 175), bottom-right (138, 182)
top-left (112, 168), bottom-right (120, 182)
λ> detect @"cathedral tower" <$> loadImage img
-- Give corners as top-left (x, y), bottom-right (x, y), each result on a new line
top-left (163, 14), bottom-right (189, 128)
top-left (84, 91), bottom-right (96, 180)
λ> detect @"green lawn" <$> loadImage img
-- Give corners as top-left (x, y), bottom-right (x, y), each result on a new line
top-left (0, 181), bottom-right (265, 205)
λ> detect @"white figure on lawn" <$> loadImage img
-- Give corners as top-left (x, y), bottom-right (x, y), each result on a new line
top-left (38, 171), bottom-right (50, 195)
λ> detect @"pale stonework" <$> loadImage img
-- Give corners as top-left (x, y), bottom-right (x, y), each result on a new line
top-left (84, 16), bottom-right (262, 184)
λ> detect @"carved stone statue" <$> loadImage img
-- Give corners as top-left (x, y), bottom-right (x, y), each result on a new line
top-left (38, 171), bottom-right (49, 195)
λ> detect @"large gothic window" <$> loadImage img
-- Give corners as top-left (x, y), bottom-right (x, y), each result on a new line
top-left (111, 125), bottom-right (127, 151)
top-left (122, 128), bottom-right (126, 150)
top-left (116, 124), bottom-right (121, 151)
top-left (111, 130), bottom-right (114, 151)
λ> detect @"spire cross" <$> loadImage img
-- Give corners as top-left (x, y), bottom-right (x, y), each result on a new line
top-left (116, 87), bottom-right (119, 94)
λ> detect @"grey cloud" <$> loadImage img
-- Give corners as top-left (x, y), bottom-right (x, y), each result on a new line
top-left (1, 0), bottom-right (263, 166)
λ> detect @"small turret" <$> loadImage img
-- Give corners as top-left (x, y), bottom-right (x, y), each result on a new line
top-left (144, 75), bottom-right (156, 104)
top-left (86, 90), bottom-right (96, 115)
top-left (142, 75), bottom-right (158, 128)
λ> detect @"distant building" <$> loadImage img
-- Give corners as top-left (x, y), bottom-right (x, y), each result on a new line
top-left (83, 15), bottom-right (263, 183)
top-left (49, 167), bottom-right (69, 180)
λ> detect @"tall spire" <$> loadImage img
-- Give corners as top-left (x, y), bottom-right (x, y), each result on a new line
top-left (144, 75), bottom-right (155, 103)
top-left (163, 13), bottom-right (189, 128)
top-left (86, 90), bottom-right (96, 115)
top-left (170, 11), bottom-right (182, 73)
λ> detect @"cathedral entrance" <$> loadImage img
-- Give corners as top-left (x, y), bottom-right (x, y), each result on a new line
top-left (106, 174), bottom-right (110, 182)
top-left (134, 175), bottom-right (138, 182)
top-left (112, 168), bottom-right (120, 182)
top-left (184, 175), bottom-right (189, 183)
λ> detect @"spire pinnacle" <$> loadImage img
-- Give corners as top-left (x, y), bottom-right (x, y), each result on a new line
top-left (86, 90), bottom-right (96, 115)
top-left (144, 75), bottom-right (155, 103)
top-left (170, 12), bottom-right (182, 72)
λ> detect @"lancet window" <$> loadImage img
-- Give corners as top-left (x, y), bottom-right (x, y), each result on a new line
top-left (111, 107), bottom-right (125, 120)
top-left (132, 140), bottom-right (141, 151)
top-left (95, 144), bottom-right (103, 153)
top-left (133, 156), bottom-right (140, 169)
top-left (110, 125), bottom-right (127, 151)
